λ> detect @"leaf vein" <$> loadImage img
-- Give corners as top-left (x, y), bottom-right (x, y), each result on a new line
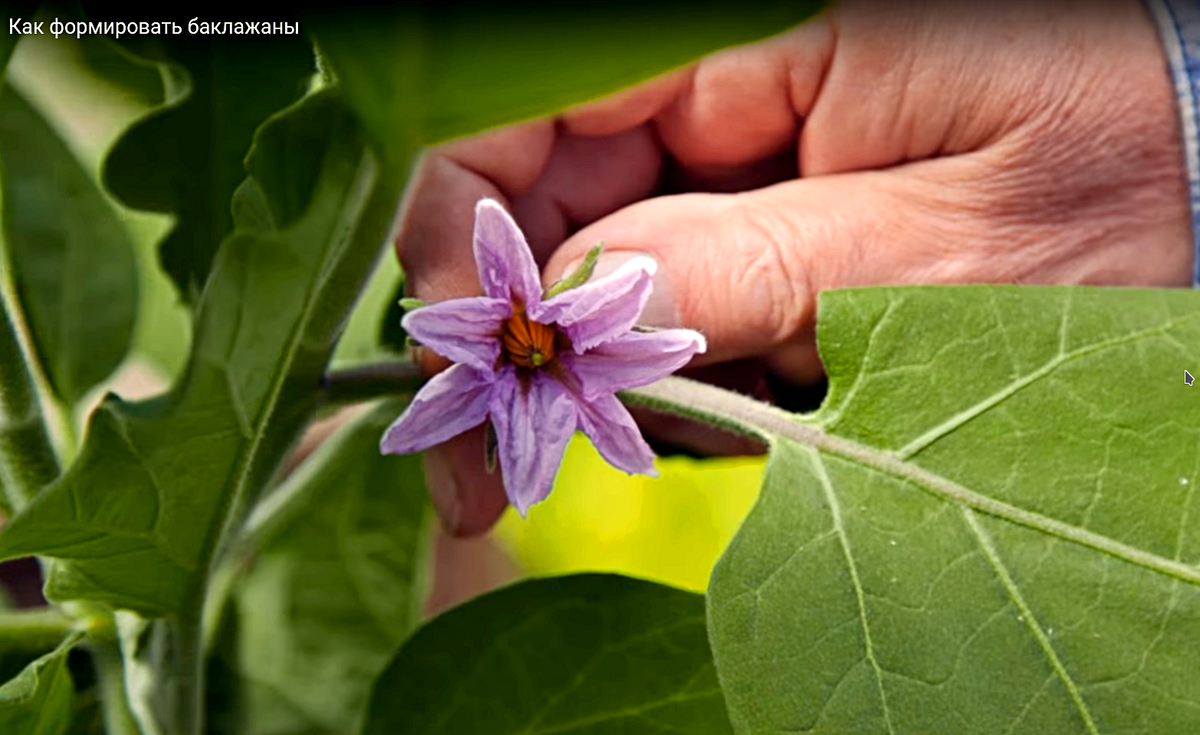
top-left (897, 311), bottom-right (1200, 459)
top-left (822, 298), bottom-right (900, 430)
top-left (962, 507), bottom-right (1100, 735)
top-left (808, 446), bottom-right (896, 735)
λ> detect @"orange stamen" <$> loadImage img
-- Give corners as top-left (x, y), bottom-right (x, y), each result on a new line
top-left (500, 305), bottom-right (558, 369)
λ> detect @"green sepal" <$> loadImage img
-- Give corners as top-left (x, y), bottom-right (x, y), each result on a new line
top-left (543, 242), bottom-right (603, 299)
top-left (398, 298), bottom-right (427, 312)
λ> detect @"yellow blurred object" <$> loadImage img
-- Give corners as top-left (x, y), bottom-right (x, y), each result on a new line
top-left (494, 433), bottom-right (766, 592)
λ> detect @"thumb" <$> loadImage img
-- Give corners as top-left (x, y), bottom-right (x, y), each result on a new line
top-left (542, 170), bottom-right (922, 377)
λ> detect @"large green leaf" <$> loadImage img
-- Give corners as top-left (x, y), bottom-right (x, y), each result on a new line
top-left (0, 8), bottom-right (60, 518)
top-left (0, 88), bottom-right (411, 618)
top-left (364, 573), bottom-right (734, 735)
top-left (0, 83), bottom-right (138, 407)
top-left (0, 633), bottom-right (80, 735)
top-left (215, 398), bottom-right (432, 735)
top-left (309, 0), bottom-right (824, 152)
top-left (101, 34), bottom-right (314, 302)
top-left (704, 286), bottom-right (1200, 734)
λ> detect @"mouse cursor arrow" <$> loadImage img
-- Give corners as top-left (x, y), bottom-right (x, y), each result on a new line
top-left (1187, 370), bottom-right (1194, 386)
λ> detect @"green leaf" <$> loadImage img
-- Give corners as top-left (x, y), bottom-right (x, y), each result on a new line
top-left (0, 633), bottom-right (80, 735)
top-left (71, 28), bottom-right (166, 109)
top-left (213, 398), bottom-right (432, 735)
top-left (0, 84), bottom-right (139, 407)
top-left (363, 573), bottom-right (734, 735)
top-left (309, 0), bottom-right (825, 152)
top-left (0, 7), bottom-right (61, 518)
top-left (0, 88), bottom-right (412, 618)
top-left (101, 35), bottom-right (315, 302)
top-left (706, 286), bottom-right (1200, 734)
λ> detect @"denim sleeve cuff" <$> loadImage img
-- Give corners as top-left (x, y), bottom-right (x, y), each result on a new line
top-left (1146, 0), bottom-right (1200, 285)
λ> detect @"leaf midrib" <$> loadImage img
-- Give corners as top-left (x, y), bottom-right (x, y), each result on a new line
top-left (196, 146), bottom-right (379, 607)
top-left (626, 378), bottom-right (1200, 587)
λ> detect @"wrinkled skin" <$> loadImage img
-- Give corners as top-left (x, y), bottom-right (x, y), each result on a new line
top-left (395, 0), bottom-right (1193, 536)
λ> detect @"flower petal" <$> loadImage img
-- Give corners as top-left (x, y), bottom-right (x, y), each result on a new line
top-left (380, 364), bottom-right (492, 454)
top-left (474, 199), bottom-right (543, 306)
top-left (534, 256), bottom-right (655, 351)
top-left (563, 328), bottom-right (707, 400)
top-left (575, 392), bottom-right (658, 476)
top-left (489, 366), bottom-right (577, 516)
top-left (402, 296), bottom-right (509, 372)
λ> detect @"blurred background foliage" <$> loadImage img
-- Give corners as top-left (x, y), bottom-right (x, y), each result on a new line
top-left (3, 28), bottom-right (767, 597)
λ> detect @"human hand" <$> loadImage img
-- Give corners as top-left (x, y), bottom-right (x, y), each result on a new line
top-left (394, 0), bottom-right (1193, 536)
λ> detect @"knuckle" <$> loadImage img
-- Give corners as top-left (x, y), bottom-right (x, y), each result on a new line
top-left (721, 196), bottom-right (813, 345)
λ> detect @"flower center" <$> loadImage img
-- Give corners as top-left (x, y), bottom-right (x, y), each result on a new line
top-left (500, 305), bottom-right (560, 370)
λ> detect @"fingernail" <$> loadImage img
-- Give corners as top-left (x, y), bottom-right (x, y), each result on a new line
top-left (423, 450), bottom-right (463, 532)
top-left (569, 250), bottom-right (680, 328)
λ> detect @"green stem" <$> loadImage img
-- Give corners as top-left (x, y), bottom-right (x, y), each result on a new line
top-left (318, 363), bottom-right (769, 436)
top-left (319, 361), bottom-right (423, 406)
top-left (0, 608), bottom-right (74, 653)
top-left (120, 615), bottom-right (204, 735)
top-left (52, 395), bottom-right (79, 466)
top-left (619, 379), bottom-right (779, 440)
top-left (93, 643), bottom-right (141, 735)
top-left (174, 617), bottom-right (204, 735)
top-left (0, 300), bottom-right (60, 516)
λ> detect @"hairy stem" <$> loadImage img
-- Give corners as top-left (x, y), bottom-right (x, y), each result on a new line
top-left (0, 291), bottom-right (60, 516)
top-left (320, 361), bottom-right (777, 437)
top-left (628, 377), bottom-right (1200, 586)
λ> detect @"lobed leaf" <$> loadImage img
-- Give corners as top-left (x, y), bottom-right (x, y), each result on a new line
top-left (706, 286), bottom-right (1200, 734)
top-left (0, 84), bottom-right (138, 407)
top-left (100, 33), bottom-right (314, 303)
top-left (363, 573), bottom-right (734, 735)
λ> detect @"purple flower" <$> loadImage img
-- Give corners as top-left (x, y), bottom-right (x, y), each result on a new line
top-left (380, 199), bottom-right (706, 516)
